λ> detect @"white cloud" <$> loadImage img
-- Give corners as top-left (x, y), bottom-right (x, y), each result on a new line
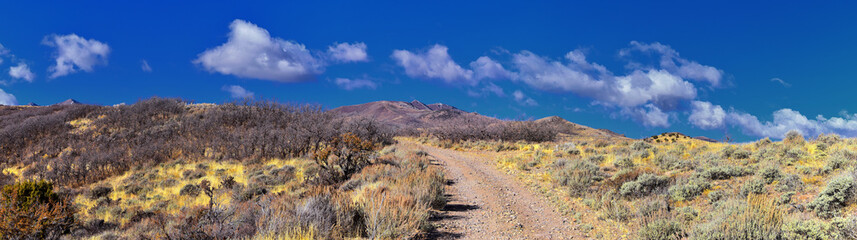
top-left (141, 60), bottom-right (152, 72)
top-left (470, 56), bottom-right (513, 80)
top-left (327, 42), bottom-right (368, 62)
top-left (771, 77), bottom-right (790, 87)
top-left (689, 101), bottom-right (726, 129)
top-left (222, 85), bottom-right (254, 99)
top-left (622, 41), bottom-right (723, 87)
top-left (511, 50), bottom-right (696, 110)
top-left (467, 83), bottom-right (506, 98)
top-left (43, 34), bottom-right (110, 78)
top-left (0, 43), bottom-right (7, 64)
top-left (334, 77), bottom-right (377, 90)
top-left (391, 44), bottom-right (475, 85)
top-left (623, 104), bottom-right (671, 128)
top-left (0, 88), bottom-right (16, 105)
top-left (512, 90), bottom-right (538, 106)
top-left (9, 63), bottom-right (35, 82)
top-left (725, 109), bottom-right (857, 139)
top-left (195, 19), bottom-right (323, 82)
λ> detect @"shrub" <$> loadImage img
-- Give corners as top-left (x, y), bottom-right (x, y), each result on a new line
top-left (179, 184), bottom-right (201, 197)
top-left (676, 206), bottom-right (698, 222)
top-left (823, 153), bottom-right (851, 174)
top-left (776, 174), bottom-right (804, 192)
top-left (88, 186), bottom-right (112, 200)
top-left (668, 177), bottom-right (710, 201)
top-left (554, 159), bottom-right (602, 196)
top-left (807, 175), bottom-right (855, 218)
top-left (781, 217), bottom-right (839, 240)
top-left (784, 130), bottom-right (805, 145)
top-left (708, 190), bottom-right (725, 203)
top-left (599, 197), bottom-right (631, 222)
top-left (614, 157), bottom-right (635, 169)
top-left (637, 209), bottom-right (684, 240)
top-left (631, 141), bottom-right (652, 151)
top-left (698, 165), bottom-right (749, 180)
top-left (653, 153), bottom-right (689, 171)
top-left (619, 173), bottom-right (670, 197)
top-left (692, 195), bottom-right (784, 240)
top-left (0, 180), bottom-right (75, 239)
top-left (757, 165), bottom-right (781, 184)
top-left (741, 178), bottom-right (767, 196)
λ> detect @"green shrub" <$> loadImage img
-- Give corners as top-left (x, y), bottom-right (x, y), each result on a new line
top-left (708, 190), bottom-right (725, 203)
top-left (778, 192), bottom-right (795, 205)
top-left (599, 198), bottom-right (631, 222)
top-left (668, 177), bottom-right (711, 201)
top-left (757, 165), bottom-right (781, 184)
top-left (776, 174), bottom-right (804, 192)
top-left (0, 180), bottom-right (75, 239)
top-left (692, 195), bottom-right (784, 240)
top-left (620, 173), bottom-right (670, 197)
top-left (676, 206), bottom-right (698, 222)
top-left (638, 216), bottom-right (684, 240)
top-left (632, 141), bottom-right (653, 151)
top-left (614, 157), bottom-right (635, 169)
top-left (586, 154), bottom-right (606, 164)
top-left (698, 165), bottom-right (749, 180)
top-left (741, 178), bottom-right (767, 196)
top-left (781, 217), bottom-right (838, 240)
top-left (653, 154), bottom-right (689, 171)
top-left (823, 154), bottom-right (850, 174)
top-left (554, 159), bottom-right (603, 196)
top-left (807, 176), bottom-right (855, 218)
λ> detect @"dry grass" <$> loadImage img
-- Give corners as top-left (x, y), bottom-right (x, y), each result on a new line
top-left (423, 133), bottom-right (857, 239)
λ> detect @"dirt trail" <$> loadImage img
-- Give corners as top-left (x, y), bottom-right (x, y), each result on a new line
top-left (400, 140), bottom-right (580, 239)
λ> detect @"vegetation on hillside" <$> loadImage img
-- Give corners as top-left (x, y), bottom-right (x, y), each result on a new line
top-left (420, 128), bottom-right (857, 239)
top-left (0, 98), bottom-right (445, 239)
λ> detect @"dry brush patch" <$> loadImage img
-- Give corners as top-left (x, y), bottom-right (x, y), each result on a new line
top-left (0, 99), bottom-right (448, 239)
top-left (426, 131), bottom-right (857, 239)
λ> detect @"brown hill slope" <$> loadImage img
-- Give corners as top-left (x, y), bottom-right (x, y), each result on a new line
top-left (332, 100), bottom-right (629, 140)
top-left (330, 100), bottom-right (501, 128)
top-left (535, 116), bottom-right (628, 139)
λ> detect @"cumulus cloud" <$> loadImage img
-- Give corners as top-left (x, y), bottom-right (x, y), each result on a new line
top-left (470, 56), bottom-right (513, 80)
top-left (770, 77), bottom-right (790, 87)
top-left (391, 44), bottom-right (475, 85)
top-left (141, 60), bottom-right (152, 72)
top-left (726, 109), bottom-right (857, 139)
top-left (222, 85), bottom-right (254, 99)
top-left (689, 101), bottom-right (726, 129)
top-left (43, 34), bottom-right (110, 78)
top-left (511, 50), bottom-right (697, 110)
top-left (334, 77), bottom-right (377, 90)
top-left (195, 19), bottom-right (323, 82)
top-left (621, 41), bottom-right (723, 87)
top-left (622, 104), bottom-right (671, 128)
top-left (0, 88), bottom-right (16, 105)
top-left (9, 63), bottom-right (34, 82)
top-left (683, 101), bottom-right (857, 139)
top-left (512, 90), bottom-right (538, 106)
top-left (327, 42), bottom-right (368, 62)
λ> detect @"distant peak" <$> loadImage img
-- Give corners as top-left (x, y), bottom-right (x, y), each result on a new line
top-left (26, 102), bottom-right (39, 106)
top-left (55, 99), bottom-right (82, 106)
top-left (409, 100), bottom-right (430, 110)
top-left (426, 103), bottom-right (457, 111)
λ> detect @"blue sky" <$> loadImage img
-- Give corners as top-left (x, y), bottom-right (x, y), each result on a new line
top-left (1, 1), bottom-right (856, 141)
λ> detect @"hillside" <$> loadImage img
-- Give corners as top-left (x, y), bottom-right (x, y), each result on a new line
top-left (0, 98), bottom-right (444, 239)
top-left (330, 100), bottom-right (501, 129)
top-left (332, 100), bottom-right (629, 141)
